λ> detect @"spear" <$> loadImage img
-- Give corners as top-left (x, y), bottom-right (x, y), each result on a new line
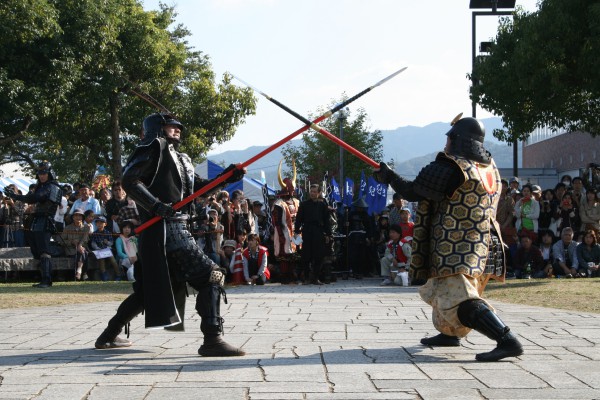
top-left (232, 69), bottom-right (409, 168)
top-left (135, 67), bottom-right (407, 234)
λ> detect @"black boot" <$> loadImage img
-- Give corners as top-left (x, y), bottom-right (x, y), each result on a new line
top-left (457, 299), bottom-right (524, 362)
top-left (196, 284), bottom-right (245, 357)
top-left (95, 293), bottom-right (143, 349)
top-left (34, 257), bottom-right (53, 288)
top-left (420, 333), bottom-right (461, 346)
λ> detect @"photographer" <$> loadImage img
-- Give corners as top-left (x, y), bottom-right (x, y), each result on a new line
top-left (199, 208), bottom-right (224, 264)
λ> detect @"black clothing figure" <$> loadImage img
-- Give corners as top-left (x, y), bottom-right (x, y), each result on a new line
top-left (347, 197), bottom-right (373, 279)
top-left (4, 162), bottom-right (62, 288)
top-left (94, 113), bottom-right (245, 357)
top-left (294, 189), bottom-right (331, 284)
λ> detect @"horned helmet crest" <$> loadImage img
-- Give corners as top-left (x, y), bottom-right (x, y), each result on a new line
top-left (277, 158), bottom-right (297, 197)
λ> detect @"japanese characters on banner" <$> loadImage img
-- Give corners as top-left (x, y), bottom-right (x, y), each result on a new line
top-left (365, 176), bottom-right (387, 215)
top-left (359, 171), bottom-right (367, 200)
top-left (330, 177), bottom-right (342, 203)
top-left (343, 178), bottom-right (354, 207)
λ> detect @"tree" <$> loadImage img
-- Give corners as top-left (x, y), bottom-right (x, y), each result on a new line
top-left (470, 0), bottom-right (600, 142)
top-left (0, 0), bottom-right (256, 182)
top-left (281, 100), bottom-right (383, 192)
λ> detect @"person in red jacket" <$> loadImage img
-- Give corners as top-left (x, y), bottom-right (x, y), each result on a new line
top-left (242, 233), bottom-right (270, 285)
top-left (380, 224), bottom-right (411, 286)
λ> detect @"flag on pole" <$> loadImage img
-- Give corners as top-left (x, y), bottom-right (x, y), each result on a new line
top-left (359, 171), bottom-right (367, 200)
top-left (260, 170), bottom-right (266, 184)
top-left (262, 184), bottom-right (273, 240)
top-left (343, 177), bottom-right (354, 207)
top-left (330, 177), bottom-right (342, 203)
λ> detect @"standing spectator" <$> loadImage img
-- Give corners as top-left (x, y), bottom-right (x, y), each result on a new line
top-left (224, 190), bottom-right (244, 239)
top-left (539, 189), bottom-right (559, 235)
top-left (347, 197), bottom-right (373, 280)
top-left (98, 187), bottom-right (112, 217)
top-left (242, 233), bottom-right (270, 285)
top-left (115, 220), bottom-right (137, 282)
top-left (3, 162), bottom-right (62, 288)
top-left (1, 186), bottom-right (26, 247)
top-left (571, 177), bottom-right (586, 209)
top-left (552, 227), bottom-right (580, 278)
top-left (557, 192), bottom-right (580, 233)
top-left (294, 184), bottom-right (331, 285)
top-left (375, 214), bottom-right (390, 258)
top-left (200, 208), bottom-right (223, 264)
top-left (512, 234), bottom-right (545, 279)
top-left (104, 181), bottom-right (129, 233)
top-left (509, 177), bottom-right (520, 192)
top-left (61, 209), bottom-right (89, 281)
top-left (53, 186), bottom-right (69, 233)
top-left (554, 182), bottom-right (567, 203)
top-left (89, 216), bottom-right (120, 281)
top-left (576, 230), bottom-right (600, 277)
top-left (514, 184), bottom-right (540, 242)
top-left (116, 196), bottom-right (140, 227)
top-left (580, 189), bottom-right (600, 235)
top-left (387, 192), bottom-right (403, 226)
top-left (69, 184), bottom-right (102, 216)
top-left (496, 179), bottom-right (516, 246)
top-left (236, 198), bottom-right (254, 236)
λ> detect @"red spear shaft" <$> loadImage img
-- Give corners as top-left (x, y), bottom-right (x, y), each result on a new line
top-left (135, 67), bottom-right (406, 234)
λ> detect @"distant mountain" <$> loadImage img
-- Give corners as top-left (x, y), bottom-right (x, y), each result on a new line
top-left (207, 117), bottom-right (511, 184)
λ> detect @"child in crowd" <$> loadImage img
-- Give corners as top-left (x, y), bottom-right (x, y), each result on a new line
top-left (115, 220), bottom-right (138, 282)
top-left (242, 233), bottom-right (270, 285)
top-left (89, 216), bottom-right (120, 281)
top-left (229, 229), bottom-right (247, 285)
top-left (83, 210), bottom-right (96, 233)
top-left (380, 224), bottom-right (411, 286)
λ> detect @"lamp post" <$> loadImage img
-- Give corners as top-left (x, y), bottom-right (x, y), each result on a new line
top-left (337, 107), bottom-right (349, 190)
top-left (470, 0), bottom-right (518, 177)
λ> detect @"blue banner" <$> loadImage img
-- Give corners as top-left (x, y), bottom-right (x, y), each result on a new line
top-left (343, 178), bottom-right (354, 207)
top-left (359, 171), bottom-right (367, 200)
top-left (366, 177), bottom-right (388, 215)
top-left (330, 177), bottom-right (342, 203)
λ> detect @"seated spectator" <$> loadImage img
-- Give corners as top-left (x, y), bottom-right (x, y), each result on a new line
top-left (576, 230), bottom-right (600, 277)
top-left (115, 220), bottom-right (138, 282)
top-left (242, 233), bottom-right (270, 285)
top-left (89, 216), bottom-right (120, 281)
top-left (512, 234), bottom-right (546, 279)
top-left (61, 208), bottom-right (89, 281)
top-left (229, 229), bottom-right (247, 285)
top-left (580, 189), bottom-right (600, 235)
top-left (83, 210), bottom-right (96, 233)
top-left (538, 230), bottom-right (555, 276)
top-left (552, 227), bottom-right (580, 278)
top-left (218, 239), bottom-right (237, 282)
top-left (375, 214), bottom-right (390, 259)
top-left (380, 224), bottom-right (411, 286)
top-left (515, 184), bottom-right (540, 242)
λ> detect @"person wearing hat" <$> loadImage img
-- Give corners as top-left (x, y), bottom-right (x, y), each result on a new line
top-left (373, 115), bottom-right (523, 362)
top-left (3, 161), bottom-right (63, 288)
top-left (531, 185), bottom-right (543, 202)
top-left (218, 239), bottom-right (238, 279)
top-left (61, 208), bottom-right (89, 281)
top-left (509, 177), bottom-right (520, 192)
top-left (346, 196), bottom-right (375, 279)
top-left (89, 215), bottom-right (121, 281)
top-left (94, 112), bottom-right (245, 357)
top-left (68, 183), bottom-right (101, 217)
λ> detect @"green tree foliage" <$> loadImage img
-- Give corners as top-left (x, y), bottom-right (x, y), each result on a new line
top-left (0, 0), bottom-right (256, 183)
top-left (470, 0), bottom-right (600, 142)
top-left (281, 101), bottom-right (383, 193)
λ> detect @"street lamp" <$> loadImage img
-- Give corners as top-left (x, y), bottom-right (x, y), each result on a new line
top-left (470, 0), bottom-right (516, 118)
top-left (470, 0), bottom-right (519, 178)
top-left (337, 107), bottom-right (349, 191)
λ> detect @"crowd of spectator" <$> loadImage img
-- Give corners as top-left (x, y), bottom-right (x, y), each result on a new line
top-left (497, 176), bottom-right (600, 279)
top-left (1, 172), bottom-right (599, 285)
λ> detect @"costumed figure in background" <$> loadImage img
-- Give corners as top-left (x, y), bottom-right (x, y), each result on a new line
top-left (94, 112), bottom-right (245, 357)
top-left (373, 114), bottom-right (523, 362)
top-left (294, 184), bottom-right (332, 285)
top-left (271, 159), bottom-right (300, 283)
top-left (347, 197), bottom-right (373, 279)
top-left (4, 161), bottom-right (62, 288)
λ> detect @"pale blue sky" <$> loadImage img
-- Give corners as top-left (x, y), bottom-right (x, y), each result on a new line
top-left (142, 0), bottom-right (539, 154)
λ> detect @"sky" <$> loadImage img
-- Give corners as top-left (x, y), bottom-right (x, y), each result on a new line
top-left (141, 0), bottom-right (540, 155)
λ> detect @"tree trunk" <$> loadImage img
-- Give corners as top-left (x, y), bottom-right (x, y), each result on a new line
top-left (109, 93), bottom-right (123, 181)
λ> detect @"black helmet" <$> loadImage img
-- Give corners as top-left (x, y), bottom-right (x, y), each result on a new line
top-left (35, 161), bottom-right (56, 181)
top-left (445, 115), bottom-right (490, 163)
top-left (142, 112), bottom-right (184, 141)
top-left (352, 196), bottom-right (369, 209)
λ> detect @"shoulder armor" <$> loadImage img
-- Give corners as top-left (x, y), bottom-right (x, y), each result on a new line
top-left (413, 154), bottom-right (463, 201)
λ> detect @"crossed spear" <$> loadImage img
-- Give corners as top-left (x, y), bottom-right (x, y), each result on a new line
top-left (135, 67), bottom-right (407, 234)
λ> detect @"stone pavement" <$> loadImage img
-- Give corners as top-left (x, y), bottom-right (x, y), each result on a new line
top-left (1, 279), bottom-right (600, 400)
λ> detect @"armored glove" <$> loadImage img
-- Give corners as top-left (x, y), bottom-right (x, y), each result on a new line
top-left (151, 201), bottom-right (176, 218)
top-left (373, 162), bottom-right (400, 185)
top-left (220, 163), bottom-right (246, 184)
